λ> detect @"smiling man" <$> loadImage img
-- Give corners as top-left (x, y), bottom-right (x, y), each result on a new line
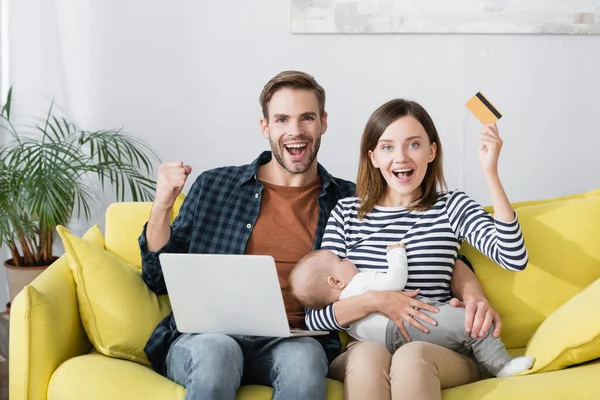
top-left (139, 71), bottom-right (356, 400)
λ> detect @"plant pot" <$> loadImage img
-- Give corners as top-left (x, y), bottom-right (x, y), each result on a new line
top-left (4, 258), bottom-right (57, 304)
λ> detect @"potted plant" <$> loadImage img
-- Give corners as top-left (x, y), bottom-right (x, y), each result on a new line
top-left (0, 88), bottom-right (159, 307)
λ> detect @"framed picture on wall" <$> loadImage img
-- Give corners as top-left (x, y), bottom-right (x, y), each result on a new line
top-left (291, 0), bottom-right (600, 34)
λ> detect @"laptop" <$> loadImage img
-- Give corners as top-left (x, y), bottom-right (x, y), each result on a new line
top-left (159, 253), bottom-right (330, 338)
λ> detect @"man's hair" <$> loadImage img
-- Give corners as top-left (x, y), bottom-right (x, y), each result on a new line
top-left (289, 250), bottom-right (337, 310)
top-left (259, 70), bottom-right (326, 121)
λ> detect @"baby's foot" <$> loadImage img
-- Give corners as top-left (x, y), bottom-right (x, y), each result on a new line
top-left (496, 356), bottom-right (534, 378)
top-left (387, 242), bottom-right (405, 252)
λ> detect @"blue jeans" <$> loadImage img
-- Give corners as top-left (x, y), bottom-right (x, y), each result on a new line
top-left (166, 333), bottom-right (329, 400)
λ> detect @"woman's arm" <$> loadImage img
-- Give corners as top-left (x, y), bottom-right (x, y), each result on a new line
top-left (331, 290), bottom-right (439, 342)
top-left (450, 259), bottom-right (502, 339)
top-left (447, 123), bottom-right (528, 272)
top-left (479, 123), bottom-right (514, 223)
top-left (306, 200), bottom-right (437, 341)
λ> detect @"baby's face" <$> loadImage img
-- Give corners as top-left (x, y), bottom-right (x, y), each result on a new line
top-left (332, 256), bottom-right (359, 284)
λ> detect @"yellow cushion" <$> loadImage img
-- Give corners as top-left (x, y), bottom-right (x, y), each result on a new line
top-left (48, 354), bottom-right (185, 400)
top-left (519, 277), bottom-right (600, 374)
top-left (48, 353), bottom-right (344, 400)
top-left (460, 188), bottom-right (600, 348)
top-left (442, 359), bottom-right (600, 400)
top-left (104, 194), bottom-right (185, 268)
top-left (81, 224), bottom-right (105, 247)
top-left (56, 225), bottom-right (172, 366)
top-left (9, 225), bottom-right (101, 400)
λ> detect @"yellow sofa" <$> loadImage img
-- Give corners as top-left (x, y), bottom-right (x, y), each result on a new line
top-left (10, 189), bottom-right (600, 399)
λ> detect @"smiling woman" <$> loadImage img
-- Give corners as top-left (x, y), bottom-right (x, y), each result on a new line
top-left (357, 99), bottom-right (445, 218)
top-left (306, 97), bottom-right (530, 400)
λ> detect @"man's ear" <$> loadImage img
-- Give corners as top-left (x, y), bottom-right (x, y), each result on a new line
top-left (320, 112), bottom-right (328, 136)
top-left (260, 118), bottom-right (269, 139)
top-left (368, 150), bottom-right (379, 169)
top-left (327, 276), bottom-right (346, 290)
top-left (428, 142), bottom-right (437, 163)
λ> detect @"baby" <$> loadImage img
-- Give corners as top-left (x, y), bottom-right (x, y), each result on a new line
top-left (290, 244), bottom-right (534, 378)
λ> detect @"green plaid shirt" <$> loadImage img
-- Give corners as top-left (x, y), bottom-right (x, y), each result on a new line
top-left (139, 151), bottom-right (356, 375)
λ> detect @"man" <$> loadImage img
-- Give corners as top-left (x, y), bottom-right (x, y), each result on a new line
top-left (140, 71), bottom-right (501, 400)
top-left (140, 71), bottom-right (354, 400)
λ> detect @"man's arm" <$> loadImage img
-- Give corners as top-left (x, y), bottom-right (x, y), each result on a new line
top-left (140, 162), bottom-right (195, 295)
top-left (450, 258), bottom-right (502, 339)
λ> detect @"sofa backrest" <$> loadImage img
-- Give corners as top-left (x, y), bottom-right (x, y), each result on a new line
top-left (104, 194), bottom-right (185, 267)
top-left (461, 188), bottom-right (600, 348)
top-left (104, 189), bottom-right (600, 350)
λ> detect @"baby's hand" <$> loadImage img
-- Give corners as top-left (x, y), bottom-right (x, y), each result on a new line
top-left (387, 243), bottom-right (405, 253)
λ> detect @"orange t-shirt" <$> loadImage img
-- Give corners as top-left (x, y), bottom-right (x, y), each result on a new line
top-left (245, 179), bottom-right (321, 329)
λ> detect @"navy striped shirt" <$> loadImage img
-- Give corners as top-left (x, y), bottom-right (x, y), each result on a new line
top-left (306, 190), bottom-right (528, 331)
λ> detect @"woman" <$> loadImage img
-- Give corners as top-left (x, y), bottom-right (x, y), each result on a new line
top-left (308, 99), bottom-right (528, 399)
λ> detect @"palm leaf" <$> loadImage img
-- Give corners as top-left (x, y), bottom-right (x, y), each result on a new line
top-left (0, 87), bottom-right (160, 265)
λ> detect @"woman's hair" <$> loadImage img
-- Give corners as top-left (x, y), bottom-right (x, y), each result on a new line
top-left (356, 99), bottom-right (447, 218)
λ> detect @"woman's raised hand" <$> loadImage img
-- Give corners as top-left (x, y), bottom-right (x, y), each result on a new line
top-left (478, 123), bottom-right (503, 176)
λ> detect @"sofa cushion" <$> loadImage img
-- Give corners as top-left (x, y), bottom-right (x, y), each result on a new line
top-left (48, 354), bottom-right (344, 400)
top-left (442, 359), bottom-right (600, 400)
top-left (460, 188), bottom-right (600, 348)
top-left (82, 224), bottom-right (105, 248)
top-left (520, 277), bottom-right (600, 374)
top-left (104, 194), bottom-right (185, 268)
top-left (9, 225), bottom-right (101, 400)
top-left (56, 226), bottom-right (172, 366)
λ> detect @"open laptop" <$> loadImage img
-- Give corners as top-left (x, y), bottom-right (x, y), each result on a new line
top-left (159, 253), bottom-right (330, 338)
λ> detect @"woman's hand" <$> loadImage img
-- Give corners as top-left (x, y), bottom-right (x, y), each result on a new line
top-left (478, 123), bottom-right (503, 176)
top-left (449, 297), bottom-right (502, 339)
top-left (375, 289), bottom-right (439, 342)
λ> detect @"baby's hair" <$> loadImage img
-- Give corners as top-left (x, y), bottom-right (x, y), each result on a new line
top-left (290, 250), bottom-right (337, 310)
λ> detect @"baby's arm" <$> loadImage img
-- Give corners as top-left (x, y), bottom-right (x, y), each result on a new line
top-left (361, 244), bottom-right (408, 292)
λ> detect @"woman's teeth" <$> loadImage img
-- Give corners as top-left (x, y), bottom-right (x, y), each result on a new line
top-left (393, 169), bottom-right (414, 178)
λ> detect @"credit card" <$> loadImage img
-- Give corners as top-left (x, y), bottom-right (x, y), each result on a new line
top-left (465, 92), bottom-right (502, 124)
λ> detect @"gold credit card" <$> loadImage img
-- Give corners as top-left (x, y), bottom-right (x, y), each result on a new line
top-left (465, 92), bottom-right (502, 124)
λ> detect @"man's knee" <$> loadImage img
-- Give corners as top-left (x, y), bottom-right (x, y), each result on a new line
top-left (169, 333), bottom-right (243, 380)
top-left (271, 337), bottom-right (328, 397)
top-left (276, 337), bottom-right (328, 378)
top-left (191, 334), bottom-right (242, 363)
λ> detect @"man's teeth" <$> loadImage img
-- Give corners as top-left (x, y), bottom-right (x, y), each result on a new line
top-left (285, 143), bottom-right (306, 149)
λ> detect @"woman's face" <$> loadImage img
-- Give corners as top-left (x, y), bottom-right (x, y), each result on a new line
top-left (368, 115), bottom-right (437, 207)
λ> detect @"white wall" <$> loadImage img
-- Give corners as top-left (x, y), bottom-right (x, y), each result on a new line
top-left (4, 0), bottom-right (600, 301)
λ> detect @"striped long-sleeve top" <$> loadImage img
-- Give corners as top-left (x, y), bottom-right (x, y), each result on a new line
top-left (305, 190), bottom-right (528, 331)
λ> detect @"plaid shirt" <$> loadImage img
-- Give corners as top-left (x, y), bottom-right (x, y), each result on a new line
top-left (139, 151), bottom-right (356, 375)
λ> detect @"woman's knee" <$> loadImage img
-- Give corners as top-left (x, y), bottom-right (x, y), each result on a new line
top-left (344, 341), bottom-right (392, 376)
top-left (392, 341), bottom-right (438, 367)
top-left (391, 341), bottom-right (479, 389)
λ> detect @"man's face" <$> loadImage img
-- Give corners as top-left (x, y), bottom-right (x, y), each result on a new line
top-left (260, 88), bottom-right (327, 175)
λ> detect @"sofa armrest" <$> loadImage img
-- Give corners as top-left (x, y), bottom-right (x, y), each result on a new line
top-left (10, 256), bottom-right (92, 400)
